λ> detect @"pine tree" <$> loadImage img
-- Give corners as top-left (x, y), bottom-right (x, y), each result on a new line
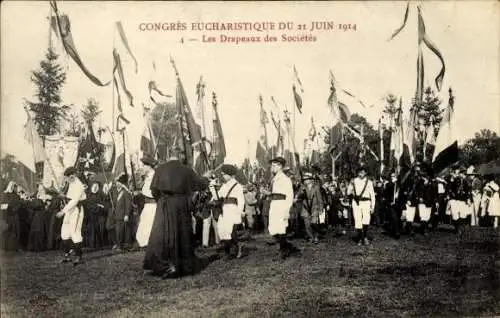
top-left (24, 48), bottom-right (71, 138)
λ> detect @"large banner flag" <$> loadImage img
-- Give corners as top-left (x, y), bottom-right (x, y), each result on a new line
top-left (292, 65), bottom-right (304, 114)
top-left (75, 122), bottom-right (104, 174)
top-left (41, 135), bottom-right (79, 188)
top-left (50, 1), bottom-right (109, 87)
top-left (432, 88), bottom-right (458, 175)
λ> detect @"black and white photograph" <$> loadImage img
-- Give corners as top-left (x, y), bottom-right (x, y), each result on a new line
top-left (1, 1), bottom-right (499, 316)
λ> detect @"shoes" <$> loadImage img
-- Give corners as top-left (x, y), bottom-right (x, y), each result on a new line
top-left (60, 255), bottom-right (72, 263)
top-left (73, 256), bottom-right (83, 266)
top-left (312, 237), bottom-right (319, 244)
top-left (364, 238), bottom-right (370, 246)
top-left (161, 266), bottom-right (179, 279)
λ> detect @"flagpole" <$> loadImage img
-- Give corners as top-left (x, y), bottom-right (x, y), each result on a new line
top-left (112, 25), bottom-right (116, 132)
top-left (48, 2), bottom-right (53, 51)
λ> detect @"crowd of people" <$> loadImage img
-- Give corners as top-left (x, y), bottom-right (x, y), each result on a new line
top-left (1, 150), bottom-right (499, 276)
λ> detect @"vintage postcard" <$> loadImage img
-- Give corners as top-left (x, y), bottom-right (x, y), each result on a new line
top-left (1, 1), bottom-right (499, 317)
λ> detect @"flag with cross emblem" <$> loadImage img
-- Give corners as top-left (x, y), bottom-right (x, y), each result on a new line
top-left (75, 123), bottom-right (104, 174)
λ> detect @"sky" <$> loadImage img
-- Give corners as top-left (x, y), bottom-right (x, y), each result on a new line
top-left (1, 1), bottom-right (499, 169)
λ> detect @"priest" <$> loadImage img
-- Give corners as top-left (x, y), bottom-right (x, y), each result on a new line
top-left (143, 147), bottom-right (210, 278)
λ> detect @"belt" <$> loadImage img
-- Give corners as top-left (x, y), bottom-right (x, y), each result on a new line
top-left (269, 193), bottom-right (286, 200)
top-left (144, 197), bottom-right (155, 204)
top-left (161, 191), bottom-right (188, 197)
top-left (355, 197), bottom-right (371, 201)
top-left (223, 197), bottom-right (238, 205)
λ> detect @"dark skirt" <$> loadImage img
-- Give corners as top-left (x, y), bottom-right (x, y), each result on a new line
top-left (143, 195), bottom-right (196, 276)
top-left (28, 210), bottom-right (47, 251)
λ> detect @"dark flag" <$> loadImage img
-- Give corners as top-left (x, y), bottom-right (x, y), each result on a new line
top-left (50, 1), bottom-right (109, 86)
top-left (172, 59), bottom-right (209, 174)
top-left (211, 93), bottom-right (226, 168)
top-left (75, 123), bottom-right (104, 174)
top-left (432, 88), bottom-right (458, 175)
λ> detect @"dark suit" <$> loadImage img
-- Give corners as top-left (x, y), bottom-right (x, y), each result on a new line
top-left (113, 188), bottom-right (133, 247)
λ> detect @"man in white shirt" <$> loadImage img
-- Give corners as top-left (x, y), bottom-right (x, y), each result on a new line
top-left (265, 157), bottom-right (300, 259)
top-left (56, 167), bottom-right (86, 265)
top-left (216, 164), bottom-right (245, 259)
top-left (348, 166), bottom-right (375, 246)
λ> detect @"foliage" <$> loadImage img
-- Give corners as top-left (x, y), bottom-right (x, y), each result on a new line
top-left (64, 108), bottom-right (83, 137)
top-left (81, 98), bottom-right (102, 125)
top-left (24, 49), bottom-right (71, 137)
top-left (459, 129), bottom-right (500, 167)
top-left (149, 102), bottom-right (178, 160)
top-left (321, 113), bottom-right (382, 180)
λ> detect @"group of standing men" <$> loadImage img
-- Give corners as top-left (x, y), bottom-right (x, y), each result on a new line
top-left (46, 146), bottom-right (500, 278)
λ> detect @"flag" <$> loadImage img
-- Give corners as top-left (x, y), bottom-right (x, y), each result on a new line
top-left (23, 109), bottom-right (45, 168)
top-left (75, 122), bottom-right (104, 174)
top-left (50, 1), bottom-right (109, 86)
top-left (432, 88), bottom-right (458, 174)
top-left (418, 6), bottom-right (446, 92)
top-left (115, 21), bottom-right (138, 74)
top-left (293, 65), bottom-right (304, 114)
top-left (388, 2), bottom-right (410, 41)
top-left (173, 63), bottom-right (209, 174)
top-left (211, 95), bottom-right (226, 167)
top-left (148, 81), bottom-right (172, 104)
top-left (140, 111), bottom-right (156, 159)
top-left (255, 95), bottom-right (269, 167)
top-left (113, 49), bottom-right (134, 108)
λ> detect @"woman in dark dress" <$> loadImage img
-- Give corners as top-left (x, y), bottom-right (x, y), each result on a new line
top-left (2, 182), bottom-right (22, 251)
top-left (27, 191), bottom-right (48, 252)
top-left (143, 150), bottom-right (210, 278)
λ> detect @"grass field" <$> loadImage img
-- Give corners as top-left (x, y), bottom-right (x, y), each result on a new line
top-left (1, 228), bottom-right (499, 317)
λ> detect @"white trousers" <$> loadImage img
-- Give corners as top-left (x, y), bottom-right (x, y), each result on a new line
top-left (418, 204), bottom-right (431, 222)
top-left (217, 212), bottom-right (241, 241)
top-left (61, 207), bottom-right (84, 243)
top-left (135, 203), bottom-right (156, 247)
top-left (446, 200), bottom-right (471, 220)
top-left (352, 201), bottom-right (371, 229)
top-left (203, 213), bottom-right (220, 246)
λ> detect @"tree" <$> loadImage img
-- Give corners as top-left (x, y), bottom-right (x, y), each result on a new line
top-left (149, 102), bottom-right (178, 160)
top-left (24, 49), bottom-right (71, 138)
top-left (460, 129), bottom-right (500, 167)
top-left (320, 113), bottom-right (381, 180)
top-left (65, 108), bottom-right (83, 137)
top-left (81, 98), bottom-right (102, 125)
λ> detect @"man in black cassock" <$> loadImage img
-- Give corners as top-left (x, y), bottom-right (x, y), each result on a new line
top-left (143, 147), bottom-right (210, 279)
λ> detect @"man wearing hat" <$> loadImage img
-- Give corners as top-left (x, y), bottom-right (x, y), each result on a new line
top-left (347, 165), bottom-right (375, 246)
top-left (56, 167), bottom-right (86, 265)
top-left (216, 164), bottom-right (245, 259)
top-left (109, 173), bottom-right (133, 251)
top-left (135, 156), bottom-right (158, 248)
top-left (265, 157), bottom-right (300, 259)
top-left (446, 167), bottom-right (472, 233)
top-left (297, 171), bottom-right (324, 244)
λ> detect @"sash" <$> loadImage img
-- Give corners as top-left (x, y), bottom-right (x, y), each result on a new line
top-left (353, 178), bottom-right (369, 204)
